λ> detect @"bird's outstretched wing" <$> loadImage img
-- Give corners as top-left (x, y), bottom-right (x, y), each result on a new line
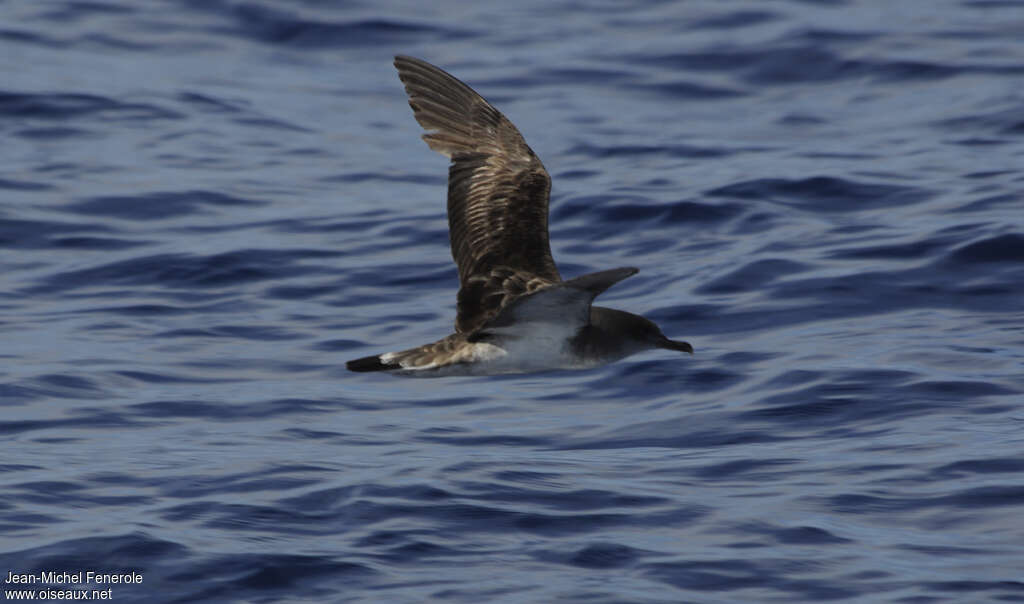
top-left (472, 267), bottom-right (640, 337)
top-left (394, 55), bottom-right (561, 333)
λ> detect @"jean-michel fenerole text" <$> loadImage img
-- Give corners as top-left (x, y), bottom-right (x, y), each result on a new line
top-left (5, 570), bottom-right (142, 585)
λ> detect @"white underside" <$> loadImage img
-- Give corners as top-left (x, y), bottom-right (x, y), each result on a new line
top-left (391, 320), bottom-right (604, 377)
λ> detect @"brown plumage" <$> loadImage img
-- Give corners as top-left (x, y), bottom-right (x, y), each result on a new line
top-left (394, 55), bottom-right (560, 334)
top-left (346, 57), bottom-right (692, 376)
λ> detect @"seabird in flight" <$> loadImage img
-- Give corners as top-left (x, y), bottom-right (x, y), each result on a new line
top-left (347, 56), bottom-right (692, 376)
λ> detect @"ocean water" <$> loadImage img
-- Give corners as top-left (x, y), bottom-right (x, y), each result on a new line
top-left (2, 0), bottom-right (1024, 602)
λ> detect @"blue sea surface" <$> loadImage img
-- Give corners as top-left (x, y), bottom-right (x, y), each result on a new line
top-left (2, 1), bottom-right (1024, 602)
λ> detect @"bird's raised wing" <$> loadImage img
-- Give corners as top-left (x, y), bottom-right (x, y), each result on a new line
top-left (394, 56), bottom-right (561, 333)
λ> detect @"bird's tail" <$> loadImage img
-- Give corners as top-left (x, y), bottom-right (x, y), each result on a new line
top-left (346, 354), bottom-right (400, 372)
top-left (347, 335), bottom-right (462, 374)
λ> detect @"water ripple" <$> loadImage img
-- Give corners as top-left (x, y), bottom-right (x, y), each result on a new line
top-left (3, 1), bottom-right (1024, 602)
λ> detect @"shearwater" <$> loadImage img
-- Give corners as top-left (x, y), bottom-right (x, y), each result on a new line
top-left (347, 56), bottom-right (693, 377)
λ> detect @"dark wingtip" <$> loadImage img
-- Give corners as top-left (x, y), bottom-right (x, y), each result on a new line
top-left (346, 355), bottom-right (399, 373)
top-left (565, 267), bottom-right (640, 296)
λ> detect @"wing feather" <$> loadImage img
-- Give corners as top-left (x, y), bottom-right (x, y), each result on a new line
top-left (475, 267), bottom-right (640, 334)
top-left (394, 56), bottom-right (561, 332)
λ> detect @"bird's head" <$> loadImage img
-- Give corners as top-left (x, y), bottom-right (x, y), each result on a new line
top-left (590, 307), bottom-right (693, 357)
